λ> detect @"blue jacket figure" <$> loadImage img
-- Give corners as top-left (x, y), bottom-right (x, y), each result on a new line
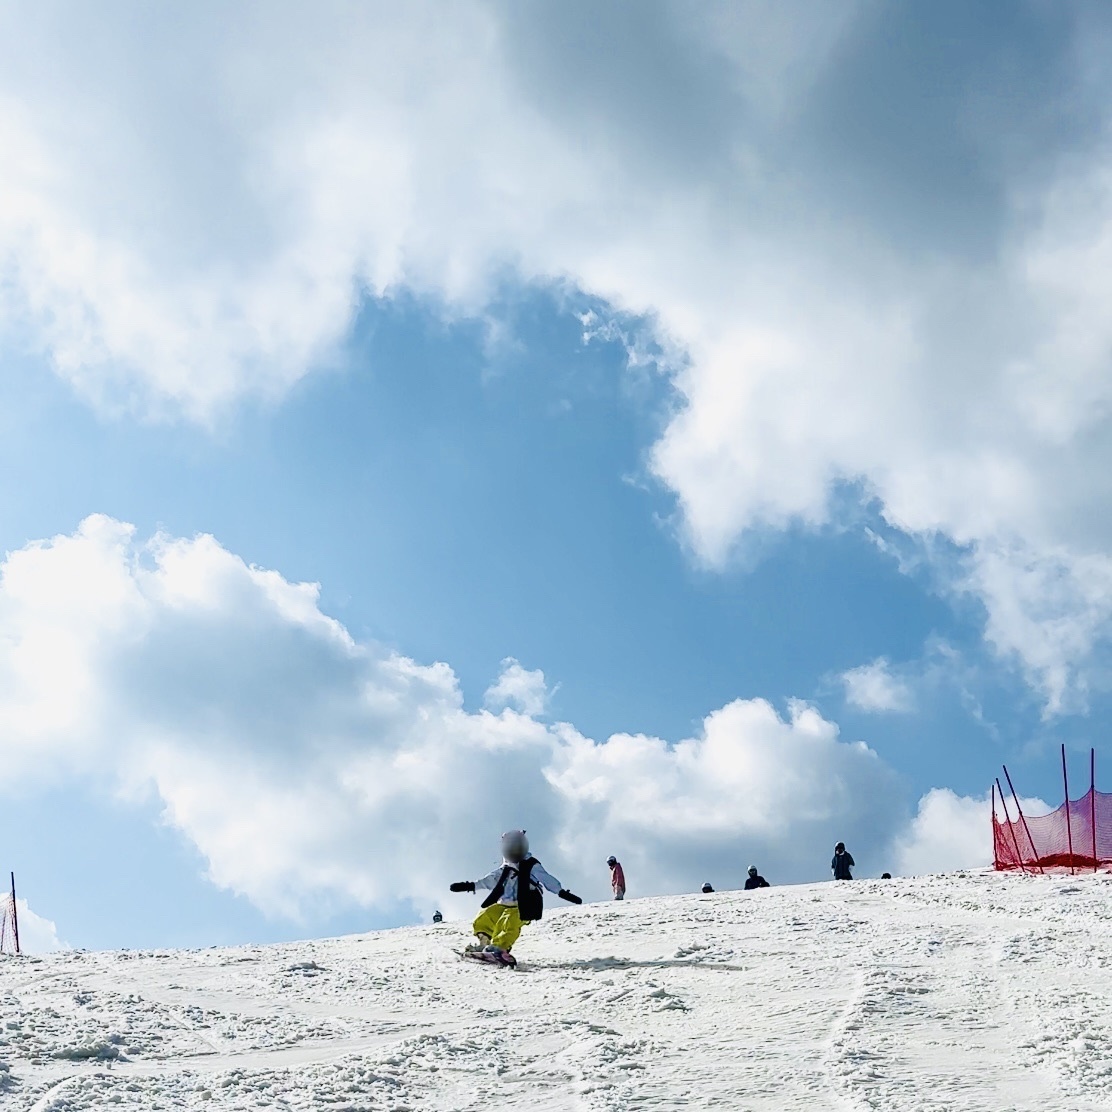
top-left (832, 842), bottom-right (854, 880)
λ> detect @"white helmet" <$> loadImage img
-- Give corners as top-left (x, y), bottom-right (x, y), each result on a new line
top-left (501, 829), bottom-right (529, 863)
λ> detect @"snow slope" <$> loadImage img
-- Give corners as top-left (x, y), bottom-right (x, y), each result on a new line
top-left (2, 870), bottom-right (1112, 1110)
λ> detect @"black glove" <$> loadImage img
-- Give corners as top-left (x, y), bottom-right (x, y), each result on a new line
top-left (558, 889), bottom-right (582, 904)
top-left (449, 881), bottom-right (475, 893)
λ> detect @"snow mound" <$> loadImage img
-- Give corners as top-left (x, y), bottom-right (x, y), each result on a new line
top-left (2, 871), bottom-right (1112, 1109)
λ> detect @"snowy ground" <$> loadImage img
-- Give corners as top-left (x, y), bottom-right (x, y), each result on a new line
top-left (3, 870), bottom-right (1112, 1110)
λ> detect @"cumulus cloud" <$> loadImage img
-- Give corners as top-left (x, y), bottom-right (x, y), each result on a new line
top-left (3, 899), bottom-right (66, 955)
top-left (3, 5), bottom-right (1112, 700)
top-left (548, 698), bottom-right (904, 892)
top-left (894, 787), bottom-right (1053, 877)
top-left (895, 790), bottom-right (994, 876)
top-left (841, 658), bottom-right (914, 714)
top-left (484, 658), bottom-right (550, 716)
top-left (0, 517), bottom-right (920, 920)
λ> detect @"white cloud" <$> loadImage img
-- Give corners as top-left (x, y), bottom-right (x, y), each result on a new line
top-left (841, 658), bottom-right (914, 714)
top-left (894, 787), bottom-right (1053, 877)
top-left (3, 898), bottom-right (65, 954)
top-left (548, 698), bottom-right (904, 892)
top-left (2, 4), bottom-right (1112, 705)
top-left (0, 517), bottom-right (923, 920)
top-left (484, 657), bottom-right (550, 716)
top-left (895, 790), bottom-right (993, 876)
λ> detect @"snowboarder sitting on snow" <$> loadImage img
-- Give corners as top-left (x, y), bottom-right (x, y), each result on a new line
top-left (832, 842), bottom-right (855, 880)
top-left (744, 865), bottom-right (770, 890)
top-left (608, 855), bottom-right (626, 900)
top-left (449, 829), bottom-right (582, 955)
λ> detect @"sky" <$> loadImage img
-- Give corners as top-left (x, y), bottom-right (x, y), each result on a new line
top-left (2, 0), bottom-right (1112, 952)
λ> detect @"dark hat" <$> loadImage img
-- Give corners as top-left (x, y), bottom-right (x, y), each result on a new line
top-left (607, 855), bottom-right (617, 866)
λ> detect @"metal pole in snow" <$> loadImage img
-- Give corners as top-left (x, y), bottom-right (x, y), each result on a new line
top-left (997, 776), bottom-right (1027, 874)
top-left (9, 873), bottom-right (19, 956)
top-left (1093, 748), bottom-right (1099, 873)
top-left (996, 778), bottom-right (1005, 871)
top-left (1004, 764), bottom-right (1045, 874)
top-left (1063, 744), bottom-right (1076, 874)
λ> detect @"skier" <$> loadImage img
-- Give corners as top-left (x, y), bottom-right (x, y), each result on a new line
top-left (701, 882), bottom-right (715, 893)
top-left (608, 855), bottom-right (626, 900)
top-left (832, 842), bottom-right (855, 880)
top-left (744, 865), bottom-right (770, 890)
top-left (432, 910), bottom-right (443, 923)
top-left (449, 830), bottom-right (582, 963)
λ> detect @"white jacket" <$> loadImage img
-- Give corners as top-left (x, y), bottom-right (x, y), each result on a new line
top-left (475, 858), bottom-right (563, 906)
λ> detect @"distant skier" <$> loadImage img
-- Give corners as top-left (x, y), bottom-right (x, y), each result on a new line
top-left (744, 866), bottom-right (770, 890)
top-left (832, 842), bottom-right (855, 880)
top-left (449, 830), bottom-right (582, 962)
top-left (881, 873), bottom-right (892, 880)
top-left (432, 910), bottom-right (443, 923)
top-left (701, 882), bottom-right (715, 893)
top-left (608, 855), bottom-right (626, 900)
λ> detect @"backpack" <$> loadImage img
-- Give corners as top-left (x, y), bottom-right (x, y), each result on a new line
top-left (480, 856), bottom-right (544, 922)
top-left (516, 857), bottom-right (543, 922)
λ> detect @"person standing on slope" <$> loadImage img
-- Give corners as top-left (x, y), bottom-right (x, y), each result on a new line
top-left (831, 842), bottom-right (855, 880)
top-left (744, 865), bottom-right (770, 890)
top-left (449, 830), bottom-right (582, 958)
top-left (608, 855), bottom-right (626, 900)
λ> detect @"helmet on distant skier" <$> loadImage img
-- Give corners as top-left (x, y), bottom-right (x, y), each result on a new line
top-left (748, 865), bottom-right (758, 876)
top-left (501, 829), bottom-right (529, 863)
top-left (607, 855), bottom-right (617, 866)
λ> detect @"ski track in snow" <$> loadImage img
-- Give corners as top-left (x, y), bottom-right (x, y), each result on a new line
top-left (2, 871), bottom-right (1112, 1110)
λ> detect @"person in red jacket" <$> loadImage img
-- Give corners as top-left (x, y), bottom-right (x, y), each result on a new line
top-left (607, 855), bottom-right (626, 900)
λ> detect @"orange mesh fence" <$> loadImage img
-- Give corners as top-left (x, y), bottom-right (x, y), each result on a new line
top-left (994, 788), bottom-right (1112, 871)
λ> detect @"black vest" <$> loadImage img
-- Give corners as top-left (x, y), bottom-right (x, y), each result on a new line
top-left (480, 857), bottom-right (544, 921)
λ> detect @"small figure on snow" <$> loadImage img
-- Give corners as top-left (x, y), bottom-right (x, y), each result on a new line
top-left (608, 855), bottom-right (626, 900)
top-left (432, 910), bottom-right (443, 923)
top-left (881, 872), bottom-right (892, 880)
top-left (449, 829), bottom-right (582, 963)
top-left (744, 865), bottom-right (770, 890)
top-left (701, 882), bottom-right (715, 893)
top-left (832, 842), bottom-right (855, 881)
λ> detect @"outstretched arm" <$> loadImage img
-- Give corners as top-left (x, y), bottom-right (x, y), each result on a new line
top-left (450, 865), bottom-right (503, 894)
top-left (532, 862), bottom-right (582, 904)
top-left (473, 866), bottom-right (505, 892)
top-left (532, 863), bottom-right (564, 894)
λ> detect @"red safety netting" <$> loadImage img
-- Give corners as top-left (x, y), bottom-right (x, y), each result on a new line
top-left (994, 787), bottom-right (1112, 871)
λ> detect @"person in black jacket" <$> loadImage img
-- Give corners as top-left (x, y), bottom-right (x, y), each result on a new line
top-left (744, 865), bottom-right (770, 890)
top-left (832, 842), bottom-right (855, 880)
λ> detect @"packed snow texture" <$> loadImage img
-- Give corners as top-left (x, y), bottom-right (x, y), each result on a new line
top-left (2, 871), bottom-right (1110, 1110)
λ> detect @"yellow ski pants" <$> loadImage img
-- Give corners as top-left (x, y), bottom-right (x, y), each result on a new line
top-left (472, 903), bottom-right (524, 951)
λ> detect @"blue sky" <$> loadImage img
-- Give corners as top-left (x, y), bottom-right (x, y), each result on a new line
top-left (2, 1), bottom-right (1112, 951)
